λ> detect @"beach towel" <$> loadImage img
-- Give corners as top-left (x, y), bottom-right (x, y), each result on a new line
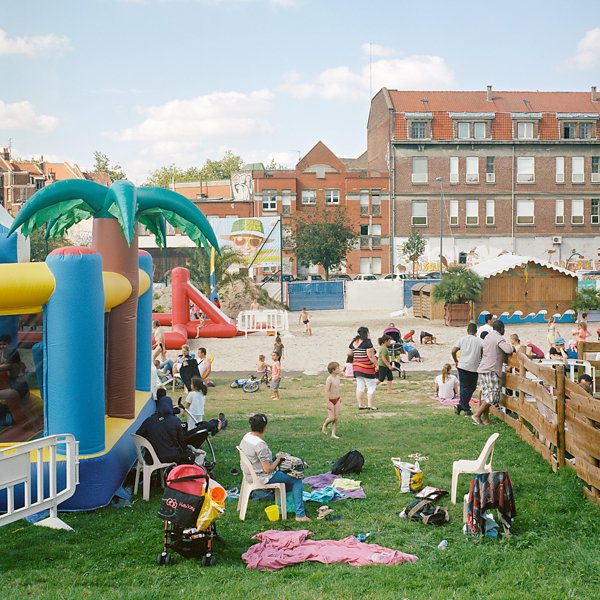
top-left (242, 529), bottom-right (418, 570)
top-left (302, 486), bottom-right (345, 503)
top-left (303, 472), bottom-right (367, 500)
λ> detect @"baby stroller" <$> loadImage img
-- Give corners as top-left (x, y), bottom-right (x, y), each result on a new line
top-left (177, 401), bottom-right (217, 474)
top-left (156, 464), bottom-right (226, 566)
top-left (389, 343), bottom-right (407, 379)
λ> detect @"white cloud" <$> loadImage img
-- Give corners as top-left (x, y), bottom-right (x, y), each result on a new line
top-left (109, 89), bottom-right (274, 144)
top-left (565, 28), bottom-right (600, 70)
top-left (0, 28), bottom-right (71, 56)
top-left (361, 43), bottom-right (396, 58)
top-left (0, 100), bottom-right (58, 131)
top-left (280, 55), bottom-right (455, 101)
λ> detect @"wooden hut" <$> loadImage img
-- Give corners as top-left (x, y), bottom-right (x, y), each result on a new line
top-left (421, 283), bottom-right (445, 320)
top-left (472, 255), bottom-right (578, 318)
top-left (411, 283), bottom-right (427, 317)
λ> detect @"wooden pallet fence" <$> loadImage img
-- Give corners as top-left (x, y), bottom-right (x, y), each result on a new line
top-left (491, 351), bottom-right (600, 504)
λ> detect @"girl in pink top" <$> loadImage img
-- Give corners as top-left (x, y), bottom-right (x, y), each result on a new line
top-left (270, 352), bottom-right (282, 400)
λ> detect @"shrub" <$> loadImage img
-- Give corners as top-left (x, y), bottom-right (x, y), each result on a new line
top-left (432, 266), bottom-right (483, 304)
top-left (572, 288), bottom-right (600, 312)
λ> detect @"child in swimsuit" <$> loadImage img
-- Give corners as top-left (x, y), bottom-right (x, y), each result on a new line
top-left (298, 307), bottom-right (312, 335)
top-left (322, 361), bottom-right (341, 439)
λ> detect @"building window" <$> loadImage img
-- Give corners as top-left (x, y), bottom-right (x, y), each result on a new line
top-left (572, 157), bottom-right (584, 183)
top-left (589, 198), bottom-right (599, 225)
top-left (572, 199), bottom-right (584, 224)
top-left (449, 199), bottom-right (458, 226)
top-left (372, 257), bottom-right (382, 275)
top-left (411, 200), bottom-right (427, 226)
top-left (563, 122), bottom-right (576, 139)
top-left (262, 189), bottom-right (277, 211)
top-left (466, 157), bottom-right (479, 183)
top-left (473, 122), bottom-right (486, 139)
top-left (301, 189), bottom-right (316, 205)
top-left (359, 190), bottom-right (369, 215)
top-left (486, 156), bottom-right (495, 183)
top-left (516, 122), bottom-right (534, 140)
top-left (556, 157), bottom-right (565, 183)
top-left (457, 122), bottom-right (470, 139)
top-left (517, 157), bottom-right (535, 183)
top-left (450, 157), bottom-right (459, 184)
top-left (458, 252), bottom-right (468, 264)
top-left (486, 199), bottom-right (495, 225)
top-left (555, 199), bottom-right (564, 225)
top-left (35, 179), bottom-right (44, 190)
top-left (580, 122), bottom-right (591, 139)
top-left (411, 157), bottom-right (428, 183)
top-left (325, 189), bottom-right (340, 204)
top-left (359, 257), bottom-right (371, 274)
top-left (410, 121), bottom-right (428, 139)
top-left (282, 192), bottom-right (292, 215)
top-left (516, 199), bottom-right (534, 225)
top-left (371, 189), bottom-right (381, 216)
top-left (466, 199), bottom-right (479, 225)
top-left (592, 157), bottom-right (600, 183)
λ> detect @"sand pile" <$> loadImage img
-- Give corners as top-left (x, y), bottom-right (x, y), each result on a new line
top-left (219, 279), bottom-right (285, 317)
top-left (152, 286), bottom-right (172, 313)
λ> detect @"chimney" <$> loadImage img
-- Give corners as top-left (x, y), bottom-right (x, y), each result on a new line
top-left (486, 85), bottom-right (493, 102)
top-left (2, 147), bottom-right (9, 160)
top-left (592, 86), bottom-right (598, 102)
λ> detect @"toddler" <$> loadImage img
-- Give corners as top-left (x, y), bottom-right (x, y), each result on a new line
top-left (321, 362), bottom-right (341, 438)
top-left (184, 376), bottom-right (208, 425)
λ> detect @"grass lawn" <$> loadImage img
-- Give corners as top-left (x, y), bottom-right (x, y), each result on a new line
top-left (1, 372), bottom-right (599, 600)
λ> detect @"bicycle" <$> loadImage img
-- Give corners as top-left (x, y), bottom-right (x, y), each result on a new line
top-left (242, 372), bottom-right (271, 393)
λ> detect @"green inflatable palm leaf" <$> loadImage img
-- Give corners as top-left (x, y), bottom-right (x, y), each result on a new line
top-left (137, 210), bottom-right (167, 248)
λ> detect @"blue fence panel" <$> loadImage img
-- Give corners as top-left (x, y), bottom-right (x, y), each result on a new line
top-left (402, 279), bottom-right (424, 308)
top-left (287, 281), bottom-right (345, 311)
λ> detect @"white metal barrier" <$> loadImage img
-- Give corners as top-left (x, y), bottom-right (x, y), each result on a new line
top-left (0, 434), bottom-right (79, 530)
top-left (237, 310), bottom-right (290, 337)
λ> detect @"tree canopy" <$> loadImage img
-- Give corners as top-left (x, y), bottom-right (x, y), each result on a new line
top-left (401, 229), bottom-right (426, 277)
top-left (292, 208), bottom-right (358, 280)
top-left (29, 227), bottom-right (70, 262)
top-left (93, 151), bottom-right (127, 182)
top-left (144, 151), bottom-right (245, 187)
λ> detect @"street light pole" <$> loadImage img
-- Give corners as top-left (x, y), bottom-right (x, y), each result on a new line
top-left (436, 177), bottom-right (444, 274)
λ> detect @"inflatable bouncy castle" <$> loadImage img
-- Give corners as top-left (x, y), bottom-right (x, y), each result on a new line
top-left (0, 180), bottom-right (219, 510)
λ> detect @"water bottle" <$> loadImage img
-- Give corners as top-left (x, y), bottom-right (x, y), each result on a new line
top-left (437, 539), bottom-right (448, 550)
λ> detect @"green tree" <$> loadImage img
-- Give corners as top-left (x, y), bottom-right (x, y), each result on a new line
top-left (401, 229), bottom-right (426, 277)
top-left (93, 151), bottom-right (127, 182)
top-left (199, 150), bottom-right (244, 180)
top-left (432, 266), bottom-right (483, 304)
top-left (175, 246), bottom-right (248, 294)
top-left (144, 165), bottom-right (204, 188)
top-left (292, 208), bottom-right (358, 280)
top-left (28, 226), bottom-right (70, 262)
top-left (265, 158), bottom-right (289, 170)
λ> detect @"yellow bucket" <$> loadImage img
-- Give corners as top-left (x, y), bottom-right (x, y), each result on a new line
top-left (264, 504), bottom-right (280, 521)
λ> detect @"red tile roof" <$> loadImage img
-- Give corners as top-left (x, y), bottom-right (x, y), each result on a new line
top-left (388, 90), bottom-right (600, 113)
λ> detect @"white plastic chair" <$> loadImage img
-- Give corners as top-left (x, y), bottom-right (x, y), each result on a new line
top-left (451, 433), bottom-right (499, 504)
top-left (236, 446), bottom-right (287, 521)
top-left (131, 433), bottom-right (176, 501)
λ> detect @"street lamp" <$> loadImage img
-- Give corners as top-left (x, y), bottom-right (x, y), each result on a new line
top-left (566, 249), bottom-right (584, 270)
top-left (435, 176), bottom-right (444, 275)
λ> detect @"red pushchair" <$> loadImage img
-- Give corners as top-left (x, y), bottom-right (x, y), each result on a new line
top-left (156, 464), bottom-right (225, 566)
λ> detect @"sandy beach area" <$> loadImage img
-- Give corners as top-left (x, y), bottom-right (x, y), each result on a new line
top-left (175, 309), bottom-right (561, 376)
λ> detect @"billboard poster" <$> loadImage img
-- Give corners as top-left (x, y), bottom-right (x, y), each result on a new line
top-left (230, 172), bottom-right (253, 201)
top-left (209, 217), bottom-right (280, 266)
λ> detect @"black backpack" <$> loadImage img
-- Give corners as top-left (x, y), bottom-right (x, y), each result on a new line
top-left (400, 499), bottom-right (449, 526)
top-left (331, 450), bottom-right (365, 475)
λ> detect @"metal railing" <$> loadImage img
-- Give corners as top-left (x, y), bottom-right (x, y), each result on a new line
top-left (0, 434), bottom-right (79, 530)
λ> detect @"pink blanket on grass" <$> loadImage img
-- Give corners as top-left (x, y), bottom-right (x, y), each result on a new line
top-left (242, 529), bottom-right (418, 571)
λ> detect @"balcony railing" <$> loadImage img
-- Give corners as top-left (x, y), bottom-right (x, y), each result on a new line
top-left (372, 204), bottom-right (381, 216)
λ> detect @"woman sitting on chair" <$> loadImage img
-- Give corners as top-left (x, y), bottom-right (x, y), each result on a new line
top-left (239, 414), bottom-right (310, 522)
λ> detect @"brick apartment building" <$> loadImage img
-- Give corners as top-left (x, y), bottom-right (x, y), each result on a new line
top-left (367, 86), bottom-right (600, 271)
top-left (167, 141), bottom-right (390, 278)
top-left (0, 148), bottom-right (110, 218)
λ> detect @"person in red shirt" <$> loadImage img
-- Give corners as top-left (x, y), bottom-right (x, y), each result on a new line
top-left (403, 330), bottom-right (416, 343)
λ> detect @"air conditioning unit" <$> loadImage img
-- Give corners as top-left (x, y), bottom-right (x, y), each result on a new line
top-left (552, 236), bottom-right (562, 245)
top-left (486, 173), bottom-right (495, 183)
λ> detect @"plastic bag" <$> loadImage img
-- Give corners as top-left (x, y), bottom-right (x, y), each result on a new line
top-left (391, 458), bottom-right (423, 494)
top-left (195, 483), bottom-right (226, 531)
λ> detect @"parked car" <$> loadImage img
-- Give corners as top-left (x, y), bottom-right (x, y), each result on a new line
top-left (419, 271), bottom-right (442, 279)
top-left (354, 274), bottom-right (378, 281)
top-left (295, 274), bottom-right (323, 281)
top-left (281, 274), bottom-right (294, 282)
top-left (382, 273), bottom-right (409, 280)
top-left (331, 274), bottom-right (352, 281)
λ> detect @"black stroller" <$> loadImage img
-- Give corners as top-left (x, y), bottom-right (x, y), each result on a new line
top-left (389, 343), bottom-right (407, 379)
top-left (177, 401), bottom-right (217, 474)
top-left (156, 463), bottom-right (225, 566)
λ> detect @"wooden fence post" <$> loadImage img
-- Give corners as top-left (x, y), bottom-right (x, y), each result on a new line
top-left (556, 364), bottom-right (566, 469)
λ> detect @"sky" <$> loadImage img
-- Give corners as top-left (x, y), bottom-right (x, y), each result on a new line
top-left (1, 0), bottom-right (599, 183)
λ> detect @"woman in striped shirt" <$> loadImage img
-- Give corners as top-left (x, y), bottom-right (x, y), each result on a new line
top-left (348, 326), bottom-right (379, 411)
